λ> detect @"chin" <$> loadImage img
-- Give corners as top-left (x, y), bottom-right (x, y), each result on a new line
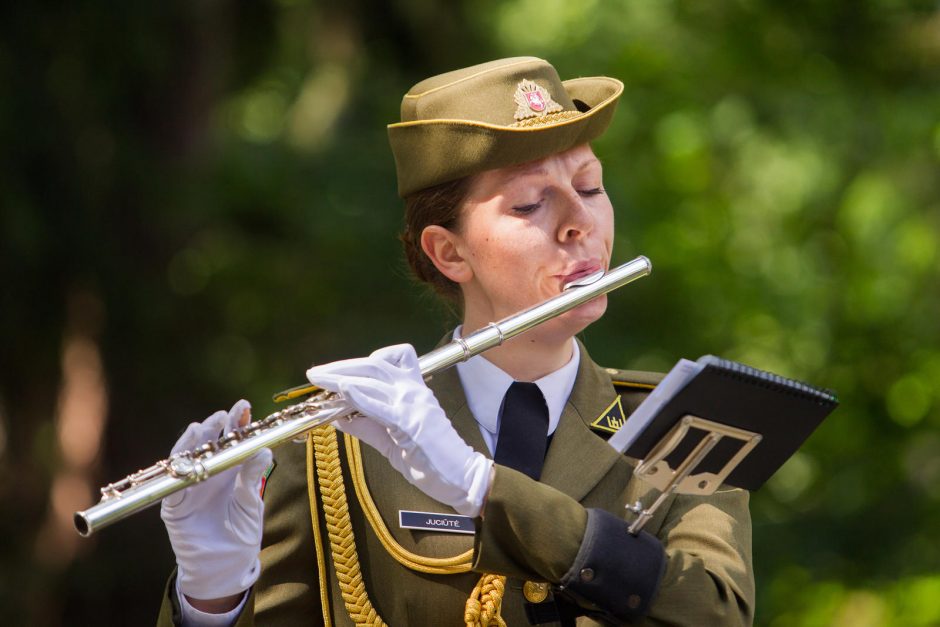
top-left (547, 295), bottom-right (608, 339)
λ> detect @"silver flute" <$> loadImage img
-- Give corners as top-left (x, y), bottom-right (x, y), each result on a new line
top-left (74, 256), bottom-right (652, 536)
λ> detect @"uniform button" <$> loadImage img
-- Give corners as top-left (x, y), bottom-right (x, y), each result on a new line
top-left (579, 568), bottom-right (594, 583)
top-left (523, 581), bottom-right (549, 603)
top-left (627, 594), bottom-right (642, 609)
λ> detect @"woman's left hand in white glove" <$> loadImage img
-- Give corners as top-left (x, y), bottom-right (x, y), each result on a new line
top-left (160, 400), bottom-right (271, 603)
top-left (306, 344), bottom-right (493, 517)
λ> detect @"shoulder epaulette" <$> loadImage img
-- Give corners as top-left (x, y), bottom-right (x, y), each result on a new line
top-left (590, 368), bottom-right (664, 438)
top-left (604, 367), bottom-right (664, 391)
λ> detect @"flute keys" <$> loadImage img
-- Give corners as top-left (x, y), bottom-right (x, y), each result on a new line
top-left (100, 484), bottom-right (123, 500)
top-left (169, 456), bottom-right (195, 478)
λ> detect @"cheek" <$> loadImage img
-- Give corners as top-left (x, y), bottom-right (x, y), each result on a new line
top-left (597, 203), bottom-right (615, 248)
top-left (466, 224), bottom-right (546, 270)
top-left (464, 226), bottom-right (557, 304)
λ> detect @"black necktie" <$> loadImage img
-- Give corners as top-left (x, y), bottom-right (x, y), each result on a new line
top-left (494, 381), bottom-right (549, 480)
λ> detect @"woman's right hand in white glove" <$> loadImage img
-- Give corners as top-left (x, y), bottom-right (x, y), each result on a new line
top-left (160, 399), bottom-right (272, 608)
top-left (306, 344), bottom-right (493, 518)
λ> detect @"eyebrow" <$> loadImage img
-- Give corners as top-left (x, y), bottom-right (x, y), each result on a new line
top-left (503, 156), bottom-right (601, 181)
top-left (508, 163), bottom-right (549, 178)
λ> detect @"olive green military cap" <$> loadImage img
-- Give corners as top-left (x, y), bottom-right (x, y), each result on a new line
top-left (388, 56), bottom-right (624, 197)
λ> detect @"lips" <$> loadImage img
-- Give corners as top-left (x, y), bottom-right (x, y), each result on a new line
top-left (559, 260), bottom-right (603, 287)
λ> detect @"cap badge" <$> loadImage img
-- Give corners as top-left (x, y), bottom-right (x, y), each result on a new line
top-left (514, 79), bottom-right (563, 121)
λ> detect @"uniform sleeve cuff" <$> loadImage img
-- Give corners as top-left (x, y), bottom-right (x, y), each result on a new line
top-left (176, 576), bottom-right (248, 627)
top-left (473, 465), bottom-right (587, 581)
top-left (559, 508), bottom-right (666, 621)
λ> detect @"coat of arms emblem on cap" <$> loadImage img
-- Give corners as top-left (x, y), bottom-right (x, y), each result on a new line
top-left (513, 79), bottom-right (563, 121)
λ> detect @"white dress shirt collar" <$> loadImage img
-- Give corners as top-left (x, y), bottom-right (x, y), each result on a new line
top-left (453, 326), bottom-right (581, 454)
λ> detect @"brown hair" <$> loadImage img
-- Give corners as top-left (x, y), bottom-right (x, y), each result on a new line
top-left (400, 175), bottom-right (473, 302)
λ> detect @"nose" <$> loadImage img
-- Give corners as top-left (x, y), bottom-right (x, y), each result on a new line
top-left (557, 189), bottom-right (594, 243)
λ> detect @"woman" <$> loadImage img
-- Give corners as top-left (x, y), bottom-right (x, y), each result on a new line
top-left (158, 57), bottom-right (754, 626)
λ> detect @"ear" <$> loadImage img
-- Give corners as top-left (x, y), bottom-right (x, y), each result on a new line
top-left (420, 225), bottom-right (473, 284)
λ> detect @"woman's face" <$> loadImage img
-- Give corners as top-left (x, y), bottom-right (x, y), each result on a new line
top-left (450, 143), bottom-right (615, 339)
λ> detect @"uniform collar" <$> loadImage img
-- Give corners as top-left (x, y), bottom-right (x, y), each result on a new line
top-left (453, 327), bottom-right (580, 441)
top-left (428, 338), bottom-right (630, 502)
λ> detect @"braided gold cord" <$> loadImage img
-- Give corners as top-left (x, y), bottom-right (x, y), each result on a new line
top-left (312, 426), bottom-right (387, 627)
top-left (464, 574), bottom-right (508, 627)
top-left (345, 435), bottom-right (473, 574)
top-left (509, 110), bottom-right (582, 128)
top-left (310, 426), bottom-right (507, 626)
top-left (305, 435), bottom-right (334, 627)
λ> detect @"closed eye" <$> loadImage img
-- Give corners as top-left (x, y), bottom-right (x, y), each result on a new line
top-left (579, 187), bottom-right (605, 197)
top-left (511, 201), bottom-right (542, 215)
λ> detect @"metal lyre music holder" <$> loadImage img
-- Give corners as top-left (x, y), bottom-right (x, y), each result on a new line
top-left (626, 415), bottom-right (762, 535)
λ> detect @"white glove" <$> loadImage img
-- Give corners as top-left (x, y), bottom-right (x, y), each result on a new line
top-left (306, 344), bottom-right (493, 517)
top-left (160, 399), bottom-right (272, 600)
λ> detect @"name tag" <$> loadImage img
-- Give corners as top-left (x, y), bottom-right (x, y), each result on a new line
top-left (399, 510), bottom-right (476, 534)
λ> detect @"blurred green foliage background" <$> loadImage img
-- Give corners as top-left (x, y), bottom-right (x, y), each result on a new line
top-left (1, 1), bottom-right (938, 625)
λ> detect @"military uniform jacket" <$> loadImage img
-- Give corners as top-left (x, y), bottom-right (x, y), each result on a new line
top-left (159, 345), bottom-right (754, 626)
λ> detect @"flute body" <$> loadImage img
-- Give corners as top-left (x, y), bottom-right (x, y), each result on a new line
top-left (74, 256), bottom-right (652, 536)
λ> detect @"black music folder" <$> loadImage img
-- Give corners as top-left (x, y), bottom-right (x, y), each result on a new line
top-left (608, 355), bottom-right (839, 491)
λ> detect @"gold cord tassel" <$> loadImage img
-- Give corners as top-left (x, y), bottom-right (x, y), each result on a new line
top-left (464, 573), bottom-right (508, 627)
